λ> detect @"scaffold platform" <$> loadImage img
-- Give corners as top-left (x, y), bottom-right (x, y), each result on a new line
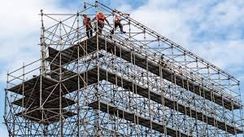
top-left (47, 36), bottom-right (241, 110)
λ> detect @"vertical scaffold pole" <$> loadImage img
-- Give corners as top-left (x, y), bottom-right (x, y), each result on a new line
top-left (95, 1), bottom-right (101, 136)
top-left (76, 12), bottom-right (81, 137)
top-left (40, 10), bottom-right (45, 136)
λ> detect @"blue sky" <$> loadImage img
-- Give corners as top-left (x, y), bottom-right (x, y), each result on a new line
top-left (0, 0), bottom-right (244, 136)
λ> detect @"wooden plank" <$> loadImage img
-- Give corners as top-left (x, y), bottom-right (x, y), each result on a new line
top-left (16, 108), bottom-right (76, 125)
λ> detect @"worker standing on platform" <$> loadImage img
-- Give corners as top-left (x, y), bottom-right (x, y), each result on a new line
top-left (93, 12), bottom-right (111, 34)
top-left (83, 14), bottom-right (93, 38)
top-left (111, 14), bottom-right (126, 34)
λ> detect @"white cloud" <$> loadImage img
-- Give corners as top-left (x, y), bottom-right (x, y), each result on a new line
top-left (0, 0), bottom-right (72, 79)
top-left (192, 40), bottom-right (244, 70)
top-left (202, 0), bottom-right (244, 28)
top-left (125, 0), bottom-right (244, 71)
top-left (0, 0), bottom-right (73, 134)
top-left (0, 0), bottom-right (64, 37)
top-left (130, 1), bottom-right (192, 45)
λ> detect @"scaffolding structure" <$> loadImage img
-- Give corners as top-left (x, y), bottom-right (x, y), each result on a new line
top-left (4, 1), bottom-right (244, 137)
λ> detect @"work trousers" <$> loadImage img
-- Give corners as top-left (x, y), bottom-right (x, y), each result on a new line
top-left (86, 27), bottom-right (93, 38)
top-left (111, 22), bottom-right (124, 34)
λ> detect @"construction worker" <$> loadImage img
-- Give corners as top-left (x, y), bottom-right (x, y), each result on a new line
top-left (93, 12), bottom-right (111, 34)
top-left (83, 14), bottom-right (93, 38)
top-left (111, 14), bottom-right (126, 34)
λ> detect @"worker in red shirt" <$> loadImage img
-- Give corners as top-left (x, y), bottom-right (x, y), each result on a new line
top-left (93, 12), bottom-right (111, 34)
top-left (83, 14), bottom-right (93, 38)
top-left (111, 14), bottom-right (126, 34)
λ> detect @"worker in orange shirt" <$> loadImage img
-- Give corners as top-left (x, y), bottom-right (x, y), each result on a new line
top-left (111, 14), bottom-right (126, 34)
top-left (93, 12), bottom-right (111, 34)
top-left (83, 14), bottom-right (93, 38)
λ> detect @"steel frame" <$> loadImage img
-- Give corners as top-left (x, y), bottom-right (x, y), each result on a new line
top-left (4, 1), bottom-right (243, 137)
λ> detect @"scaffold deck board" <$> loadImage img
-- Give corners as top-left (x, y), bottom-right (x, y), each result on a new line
top-left (47, 38), bottom-right (97, 65)
top-left (12, 96), bottom-right (75, 109)
top-left (47, 35), bottom-right (240, 110)
top-left (8, 76), bottom-right (57, 95)
top-left (89, 101), bottom-right (191, 137)
top-left (16, 108), bottom-right (76, 125)
top-left (7, 70), bottom-right (97, 97)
